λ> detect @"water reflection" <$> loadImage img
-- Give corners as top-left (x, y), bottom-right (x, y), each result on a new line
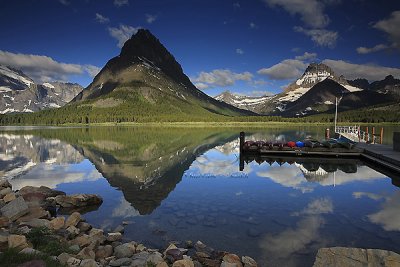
top-left (1, 127), bottom-right (400, 267)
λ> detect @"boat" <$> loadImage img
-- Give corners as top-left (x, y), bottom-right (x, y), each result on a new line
top-left (287, 141), bottom-right (296, 148)
top-left (303, 138), bottom-right (321, 148)
top-left (321, 139), bottom-right (339, 149)
top-left (295, 141), bottom-right (305, 148)
top-left (243, 141), bottom-right (258, 150)
top-left (336, 137), bottom-right (356, 149)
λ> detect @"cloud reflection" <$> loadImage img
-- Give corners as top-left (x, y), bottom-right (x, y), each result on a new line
top-left (368, 191), bottom-right (400, 231)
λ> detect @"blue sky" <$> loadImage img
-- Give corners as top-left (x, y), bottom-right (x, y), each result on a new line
top-left (0, 0), bottom-right (399, 96)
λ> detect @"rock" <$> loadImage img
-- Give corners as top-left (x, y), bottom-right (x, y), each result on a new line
top-left (17, 226), bottom-right (31, 234)
top-left (19, 186), bottom-right (65, 199)
top-left (88, 228), bottom-right (106, 244)
top-left (164, 243), bottom-right (178, 254)
top-left (77, 221), bottom-right (92, 232)
top-left (0, 199), bottom-right (5, 209)
top-left (16, 260), bottom-right (46, 267)
top-left (222, 254), bottom-right (243, 267)
top-left (131, 251), bottom-right (150, 266)
top-left (221, 262), bottom-right (238, 267)
top-left (0, 197), bottom-right (29, 221)
top-left (95, 245), bottom-right (113, 260)
top-left (55, 194), bottom-right (103, 208)
top-left (19, 247), bottom-right (41, 255)
top-left (0, 187), bottom-right (12, 198)
top-left (16, 206), bottom-right (50, 222)
top-left (58, 252), bottom-right (74, 265)
top-left (69, 244), bottom-right (81, 253)
top-left (193, 261), bottom-right (202, 267)
top-left (23, 218), bottom-right (50, 228)
top-left (156, 262), bottom-right (169, 267)
top-left (172, 259), bottom-right (195, 267)
top-left (167, 248), bottom-right (184, 261)
top-left (313, 247), bottom-right (400, 267)
top-left (0, 216), bottom-right (10, 227)
top-left (67, 256), bottom-right (81, 267)
top-left (147, 252), bottom-right (164, 265)
top-left (113, 225), bottom-right (124, 233)
top-left (77, 247), bottom-right (96, 260)
top-left (65, 212), bottom-right (82, 228)
top-left (107, 232), bottom-right (122, 242)
top-left (0, 233), bottom-right (8, 250)
top-left (70, 234), bottom-right (91, 248)
top-left (8, 234), bottom-right (29, 251)
top-left (79, 259), bottom-right (99, 267)
top-left (136, 243), bottom-right (146, 252)
top-left (114, 243), bottom-right (135, 258)
top-left (0, 178), bottom-right (12, 189)
top-left (242, 256), bottom-right (257, 267)
top-left (49, 216), bottom-right (65, 230)
top-left (109, 257), bottom-right (132, 266)
top-left (3, 192), bottom-right (16, 203)
top-left (66, 225), bottom-right (80, 239)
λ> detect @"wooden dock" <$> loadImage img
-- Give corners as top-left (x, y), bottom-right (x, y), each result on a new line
top-left (239, 132), bottom-right (400, 177)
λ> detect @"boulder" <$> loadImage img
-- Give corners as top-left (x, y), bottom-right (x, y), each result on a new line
top-left (313, 247), bottom-right (400, 267)
top-left (222, 254), bottom-right (243, 267)
top-left (88, 228), bottom-right (106, 244)
top-left (107, 232), bottom-right (122, 242)
top-left (49, 216), bottom-right (65, 230)
top-left (114, 243), bottom-right (135, 258)
top-left (0, 187), bottom-right (12, 199)
top-left (242, 256), bottom-right (257, 267)
top-left (0, 216), bottom-right (10, 228)
top-left (109, 257), bottom-right (132, 266)
top-left (0, 196), bottom-right (29, 221)
top-left (55, 194), bottom-right (103, 208)
top-left (77, 247), bottom-right (96, 260)
top-left (3, 192), bottom-right (16, 203)
top-left (8, 234), bottom-right (29, 251)
top-left (16, 206), bottom-right (50, 222)
top-left (19, 186), bottom-right (65, 199)
top-left (19, 247), bottom-right (41, 255)
top-left (77, 221), bottom-right (92, 232)
top-left (172, 259), bottom-right (195, 267)
top-left (66, 225), bottom-right (80, 239)
top-left (0, 178), bottom-right (11, 189)
top-left (58, 252), bottom-right (75, 265)
top-left (22, 218), bottom-right (50, 228)
top-left (156, 262), bottom-right (169, 267)
top-left (167, 248), bottom-right (184, 262)
top-left (65, 212), bottom-right (82, 228)
top-left (0, 233), bottom-right (9, 251)
top-left (147, 252), bottom-right (164, 265)
top-left (131, 251), bottom-right (150, 266)
top-left (70, 234), bottom-right (91, 248)
top-left (67, 256), bottom-right (81, 267)
top-left (95, 245), bottom-right (113, 260)
top-left (79, 259), bottom-right (99, 267)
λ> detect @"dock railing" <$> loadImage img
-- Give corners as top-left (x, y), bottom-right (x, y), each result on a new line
top-left (335, 126), bottom-right (383, 144)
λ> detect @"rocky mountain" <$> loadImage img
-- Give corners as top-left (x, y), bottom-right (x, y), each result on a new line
top-left (214, 91), bottom-right (272, 114)
top-left (71, 29), bottom-right (253, 118)
top-left (0, 65), bottom-right (83, 114)
top-left (214, 63), bottom-right (399, 117)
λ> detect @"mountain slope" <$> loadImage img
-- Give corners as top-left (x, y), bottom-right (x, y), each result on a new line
top-left (0, 65), bottom-right (83, 114)
top-left (72, 29), bottom-right (253, 117)
top-left (214, 91), bottom-right (272, 114)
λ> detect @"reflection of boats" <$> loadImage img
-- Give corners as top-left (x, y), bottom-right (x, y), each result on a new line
top-left (338, 164), bottom-right (357, 173)
top-left (302, 162), bottom-right (320, 172)
top-left (320, 163), bottom-right (338, 173)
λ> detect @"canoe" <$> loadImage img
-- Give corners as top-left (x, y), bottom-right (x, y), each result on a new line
top-left (287, 141), bottom-right (296, 148)
top-left (321, 139), bottom-right (339, 149)
top-left (336, 137), bottom-right (356, 149)
top-left (273, 142), bottom-right (285, 149)
top-left (303, 139), bottom-right (321, 148)
top-left (296, 141), bottom-right (305, 148)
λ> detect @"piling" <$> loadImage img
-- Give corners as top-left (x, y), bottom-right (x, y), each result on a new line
top-left (325, 128), bottom-right (330, 139)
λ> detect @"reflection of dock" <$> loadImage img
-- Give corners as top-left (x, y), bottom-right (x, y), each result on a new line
top-left (239, 132), bottom-right (400, 179)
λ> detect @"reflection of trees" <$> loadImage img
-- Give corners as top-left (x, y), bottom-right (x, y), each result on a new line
top-left (25, 127), bottom-right (238, 215)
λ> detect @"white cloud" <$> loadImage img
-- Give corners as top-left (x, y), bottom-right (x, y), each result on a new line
top-left (191, 69), bottom-right (253, 89)
top-left (95, 13), bottom-right (110, 24)
top-left (108, 24), bottom-right (141, 48)
top-left (194, 82), bottom-right (210, 90)
top-left (295, 52), bottom-right (317, 61)
top-left (233, 2), bottom-right (240, 8)
top-left (292, 198), bottom-right (333, 216)
top-left (146, 14), bottom-right (157, 24)
top-left (322, 59), bottom-right (400, 80)
top-left (114, 0), bottom-right (128, 7)
top-left (236, 48), bottom-right (244, 55)
top-left (262, 0), bottom-right (331, 28)
top-left (244, 90), bottom-right (274, 97)
top-left (258, 59), bottom-right (307, 80)
top-left (84, 65), bottom-right (101, 78)
top-left (0, 50), bottom-right (99, 83)
top-left (294, 26), bottom-right (338, 48)
top-left (249, 22), bottom-right (257, 29)
top-left (356, 44), bottom-right (389, 54)
top-left (373, 11), bottom-right (400, 49)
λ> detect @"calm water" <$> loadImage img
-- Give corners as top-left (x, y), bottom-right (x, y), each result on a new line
top-left (1, 125), bottom-right (400, 267)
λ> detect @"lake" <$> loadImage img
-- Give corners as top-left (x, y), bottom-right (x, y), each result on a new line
top-left (1, 125), bottom-right (400, 267)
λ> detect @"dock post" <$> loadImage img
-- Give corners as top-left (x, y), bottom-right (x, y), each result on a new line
top-left (366, 127), bottom-right (369, 142)
top-left (325, 128), bottom-right (330, 139)
top-left (380, 128), bottom-right (384, 144)
top-left (240, 132), bottom-right (245, 153)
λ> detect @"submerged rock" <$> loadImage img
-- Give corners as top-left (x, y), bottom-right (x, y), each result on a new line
top-left (55, 194), bottom-right (103, 208)
top-left (313, 247), bottom-right (400, 267)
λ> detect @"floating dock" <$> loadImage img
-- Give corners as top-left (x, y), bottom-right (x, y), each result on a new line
top-left (239, 131), bottom-right (400, 178)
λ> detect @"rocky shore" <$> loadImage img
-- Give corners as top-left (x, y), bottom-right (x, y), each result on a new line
top-left (0, 178), bottom-right (258, 267)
